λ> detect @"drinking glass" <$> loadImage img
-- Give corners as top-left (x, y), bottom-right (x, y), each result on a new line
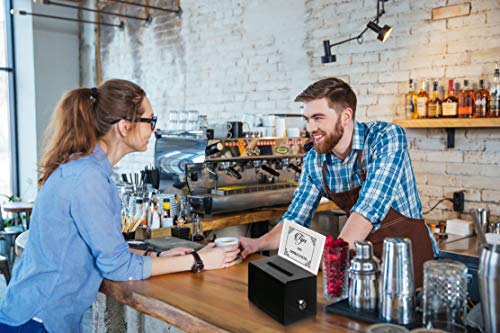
top-left (422, 260), bottom-right (468, 333)
top-left (168, 110), bottom-right (179, 131)
top-left (176, 111), bottom-right (188, 131)
top-left (322, 243), bottom-right (349, 302)
top-left (187, 110), bottom-right (199, 121)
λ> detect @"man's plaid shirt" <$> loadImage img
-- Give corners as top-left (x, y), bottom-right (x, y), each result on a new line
top-left (281, 121), bottom-right (438, 256)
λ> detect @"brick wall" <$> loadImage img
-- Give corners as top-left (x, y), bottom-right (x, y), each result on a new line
top-left (81, 0), bottom-right (500, 222)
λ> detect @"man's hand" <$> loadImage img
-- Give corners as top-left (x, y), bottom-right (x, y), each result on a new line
top-left (158, 247), bottom-right (194, 257)
top-left (238, 236), bottom-right (261, 259)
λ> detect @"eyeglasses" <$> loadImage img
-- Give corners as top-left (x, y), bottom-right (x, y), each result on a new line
top-left (110, 116), bottom-right (157, 130)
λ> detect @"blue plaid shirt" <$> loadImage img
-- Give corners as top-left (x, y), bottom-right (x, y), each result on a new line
top-left (281, 121), bottom-right (438, 256)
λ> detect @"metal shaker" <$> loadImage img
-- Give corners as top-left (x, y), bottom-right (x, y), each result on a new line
top-left (379, 238), bottom-right (416, 325)
top-left (348, 240), bottom-right (380, 311)
top-left (478, 244), bottom-right (500, 333)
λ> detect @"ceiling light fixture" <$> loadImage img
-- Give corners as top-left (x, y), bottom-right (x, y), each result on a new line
top-left (39, 0), bottom-right (152, 24)
top-left (109, 0), bottom-right (182, 15)
top-left (321, 0), bottom-right (392, 64)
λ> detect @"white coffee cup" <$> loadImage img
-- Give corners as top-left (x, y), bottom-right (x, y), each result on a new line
top-left (215, 237), bottom-right (239, 247)
top-left (287, 127), bottom-right (300, 137)
top-left (275, 117), bottom-right (286, 138)
top-left (262, 115), bottom-right (275, 127)
top-left (260, 126), bottom-right (275, 137)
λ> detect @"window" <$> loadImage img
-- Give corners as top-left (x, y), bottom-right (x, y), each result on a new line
top-left (0, 1), bottom-right (17, 198)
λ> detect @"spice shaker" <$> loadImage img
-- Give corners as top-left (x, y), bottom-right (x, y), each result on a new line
top-left (348, 240), bottom-right (380, 311)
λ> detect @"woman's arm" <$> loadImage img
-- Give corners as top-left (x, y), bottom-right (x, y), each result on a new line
top-left (129, 244), bottom-right (241, 276)
top-left (150, 243), bottom-right (240, 276)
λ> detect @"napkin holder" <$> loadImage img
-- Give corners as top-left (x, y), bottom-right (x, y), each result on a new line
top-left (248, 255), bottom-right (316, 325)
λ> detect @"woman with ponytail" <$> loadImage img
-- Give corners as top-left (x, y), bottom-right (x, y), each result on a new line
top-left (0, 79), bottom-right (239, 333)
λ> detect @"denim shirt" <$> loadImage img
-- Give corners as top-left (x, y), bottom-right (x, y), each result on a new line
top-left (0, 144), bottom-right (152, 333)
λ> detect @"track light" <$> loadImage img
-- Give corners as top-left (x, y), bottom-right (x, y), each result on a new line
top-left (321, 40), bottom-right (336, 64)
top-left (367, 21), bottom-right (392, 42)
top-left (10, 9), bottom-right (124, 29)
top-left (321, 0), bottom-right (392, 64)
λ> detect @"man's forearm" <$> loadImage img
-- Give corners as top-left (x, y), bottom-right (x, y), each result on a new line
top-left (257, 222), bottom-right (284, 251)
top-left (338, 212), bottom-right (373, 250)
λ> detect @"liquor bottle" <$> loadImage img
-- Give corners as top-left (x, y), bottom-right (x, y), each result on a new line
top-left (427, 81), bottom-right (442, 118)
top-left (404, 79), bottom-right (418, 119)
top-left (442, 79), bottom-right (458, 118)
top-left (475, 79), bottom-right (490, 117)
top-left (416, 80), bottom-right (429, 118)
top-left (490, 68), bottom-right (500, 117)
top-left (150, 202), bottom-right (161, 229)
top-left (161, 198), bottom-right (173, 228)
top-left (458, 79), bottom-right (475, 118)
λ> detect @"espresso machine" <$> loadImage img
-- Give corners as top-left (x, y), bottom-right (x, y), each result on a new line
top-left (154, 130), bottom-right (309, 216)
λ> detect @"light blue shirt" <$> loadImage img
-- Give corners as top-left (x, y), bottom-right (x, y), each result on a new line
top-left (0, 144), bottom-right (152, 333)
top-left (281, 121), bottom-right (439, 256)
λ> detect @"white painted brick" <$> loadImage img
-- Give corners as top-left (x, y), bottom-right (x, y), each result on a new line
top-left (482, 190), bottom-right (500, 203)
top-left (462, 176), bottom-right (500, 191)
top-left (446, 162), bottom-right (489, 177)
top-left (464, 152), bottom-right (500, 164)
top-left (427, 174), bottom-right (461, 187)
top-left (419, 185), bottom-right (445, 198)
top-left (426, 151), bottom-right (464, 163)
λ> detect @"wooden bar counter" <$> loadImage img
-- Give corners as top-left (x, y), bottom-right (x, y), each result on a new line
top-left (99, 254), bottom-right (368, 333)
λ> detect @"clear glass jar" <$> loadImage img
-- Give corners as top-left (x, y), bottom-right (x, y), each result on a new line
top-left (322, 243), bottom-right (349, 302)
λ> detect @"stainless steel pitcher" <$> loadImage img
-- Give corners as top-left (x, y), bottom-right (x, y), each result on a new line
top-left (479, 244), bottom-right (500, 333)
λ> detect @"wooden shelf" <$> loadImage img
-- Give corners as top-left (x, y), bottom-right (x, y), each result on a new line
top-left (394, 118), bottom-right (500, 128)
top-left (393, 118), bottom-right (500, 148)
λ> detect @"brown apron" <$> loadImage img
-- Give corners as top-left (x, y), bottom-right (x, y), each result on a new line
top-left (322, 150), bottom-right (434, 288)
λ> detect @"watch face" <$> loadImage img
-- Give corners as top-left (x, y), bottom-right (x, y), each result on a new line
top-left (193, 262), bottom-right (204, 273)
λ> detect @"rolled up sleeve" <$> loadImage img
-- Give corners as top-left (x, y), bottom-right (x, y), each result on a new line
top-left (351, 125), bottom-right (407, 227)
top-left (280, 158), bottom-right (322, 228)
top-left (70, 166), bottom-right (151, 281)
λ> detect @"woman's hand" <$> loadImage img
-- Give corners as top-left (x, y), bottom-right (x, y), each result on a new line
top-left (158, 247), bottom-right (194, 257)
top-left (197, 243), bottom-right (240, 270)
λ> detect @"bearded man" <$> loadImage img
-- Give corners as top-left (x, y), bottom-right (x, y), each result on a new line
top-left (238, 77), bottom-right (437, 287)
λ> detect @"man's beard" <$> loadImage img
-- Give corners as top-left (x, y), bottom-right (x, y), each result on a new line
top-left (312, 118), bottom-right (344, 154)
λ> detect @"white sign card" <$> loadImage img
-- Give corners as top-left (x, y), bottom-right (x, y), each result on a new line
top-left (278, 220), bottom-right (326, 275)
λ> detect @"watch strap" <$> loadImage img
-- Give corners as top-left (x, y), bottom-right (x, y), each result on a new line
top-left (191, 251), bottom-right (204, 273)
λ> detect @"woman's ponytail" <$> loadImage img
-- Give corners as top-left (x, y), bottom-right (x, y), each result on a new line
top-left (38, 79), bottom-right (146, 187)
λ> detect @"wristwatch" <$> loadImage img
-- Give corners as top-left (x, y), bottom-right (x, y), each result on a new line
top-left (191, 252), bottom-right (204, 273)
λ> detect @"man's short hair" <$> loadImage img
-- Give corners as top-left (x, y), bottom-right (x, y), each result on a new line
top-left (295, 77), bottom-right (357, 118)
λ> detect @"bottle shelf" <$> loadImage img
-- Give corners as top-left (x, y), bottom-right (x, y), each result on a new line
top-left (393, 118), bottom-right (500, 148)
top-left (394, 118), bottom-right (500, 128)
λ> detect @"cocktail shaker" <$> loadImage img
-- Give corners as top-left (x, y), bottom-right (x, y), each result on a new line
top-left (479, 244), bottom-right (500, 333)
top-left (348, 240), bottom-right (380, 311)
top-left (379, 238), bottom-right (416, 325)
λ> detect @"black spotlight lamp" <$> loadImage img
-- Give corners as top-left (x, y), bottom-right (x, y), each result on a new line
top-left (321, 40), bottom-right (336, 64)
top-left (367, 21), bottom-right (392, 42)
top-left (321, 0), bottom-right (392, 64)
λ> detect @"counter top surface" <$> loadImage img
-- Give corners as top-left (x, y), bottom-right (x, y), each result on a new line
top-left (100, 254), bottom-right (369, 333)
